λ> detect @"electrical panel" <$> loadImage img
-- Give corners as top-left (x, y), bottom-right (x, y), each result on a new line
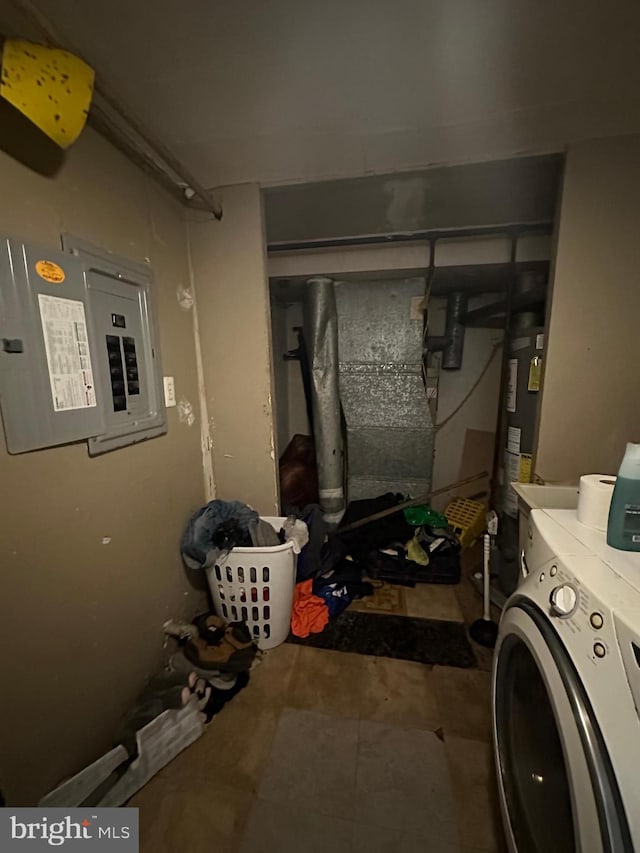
top-left (0, 234), bottom-right (166, 455)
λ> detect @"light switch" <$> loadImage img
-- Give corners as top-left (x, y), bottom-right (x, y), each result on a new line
top-left (163, 376), bottom-right (176, 407)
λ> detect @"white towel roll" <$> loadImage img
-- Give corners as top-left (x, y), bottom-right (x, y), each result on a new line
top-left (577, 474), bottom-right (617, 531)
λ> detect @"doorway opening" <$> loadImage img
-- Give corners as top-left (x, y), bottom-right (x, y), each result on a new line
top-left (266, 153), bottom-right (563, 601)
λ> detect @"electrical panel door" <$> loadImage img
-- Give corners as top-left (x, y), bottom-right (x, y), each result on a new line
top-left (64, 235), bottom-right (166, 456)
top-left (0, 237), bottom-right (105, 452)
top-left (0, 234), bottom-right (166, 455)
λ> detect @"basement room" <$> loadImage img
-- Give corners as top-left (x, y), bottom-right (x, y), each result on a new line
top-left (1, 2), bottom-right (639, 852)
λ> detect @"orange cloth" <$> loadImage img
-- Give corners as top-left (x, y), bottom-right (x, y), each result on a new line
top-left (291, 579), bottom-right (329, 638)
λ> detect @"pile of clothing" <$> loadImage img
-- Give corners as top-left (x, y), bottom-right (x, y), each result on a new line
top-left (338, 493), bottom-right (461, 587)
top-left (162, 611), bottom-right (258, 721)
top-left (182, 613), bottom-right (257, 673)
top-left (287, 494), bottom-right (461, 638)
top-left (179, 494), bottom-right (461, 644)
top-left (180, 499), bottom-right (308, 570)
top-left (115, 660), bottom-right (248, 753)
top-left (291, 560), bottom-right (374, 637)
top-left (88, 610), bottom-right (255, 799)
top-left (335, 492), bottom-right (460, 586)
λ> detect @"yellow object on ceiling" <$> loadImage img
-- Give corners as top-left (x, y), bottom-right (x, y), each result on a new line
top-left (1, 38), bottom-right (94, 148)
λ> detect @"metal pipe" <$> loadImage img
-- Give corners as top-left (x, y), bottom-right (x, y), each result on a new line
top-left (510, 311), bottom-right (537, 334)
top-left (303, 277), bottom-right (344, 522)
top-left (425, 335), bottom-right (449, 352)
top-left (442, 291), bottom-right (467, 369)
top-left (425, 291), bottom-right (467, 369)
top-left (267, 221), bottom-right (552, 254)
top-left (4, 0), bottom-right (222, 220)
top-left (89, 89), bottom-right (223, 220)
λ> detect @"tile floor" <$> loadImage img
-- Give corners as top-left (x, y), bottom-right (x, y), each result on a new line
top-left (130, 557), bottom-right (505, 852)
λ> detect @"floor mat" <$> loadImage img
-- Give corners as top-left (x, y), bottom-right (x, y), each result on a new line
top-left (287, 611), bottom-right (476, 668)
top-left (349, 584), bottom-right (407, 615)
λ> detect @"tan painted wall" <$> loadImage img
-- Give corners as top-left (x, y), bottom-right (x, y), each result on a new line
top-left (188, 185), bottom-right (279, 514)
top-left (0, 129), bottom-right (207, 805)
top-left (536, 134), bottom-right (640, 483)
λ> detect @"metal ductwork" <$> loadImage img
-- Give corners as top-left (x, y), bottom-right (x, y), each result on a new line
top-left (336, 277), bottom-right (434, 501)
top-left (303, 277), bottom-right (345, 522)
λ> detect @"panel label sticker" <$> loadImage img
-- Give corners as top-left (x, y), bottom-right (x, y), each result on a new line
top-left (38, 294), bottom-right (97, 411)
top-left (506, 359), bottom-right (518, 413)
top-left (507, 426), bottom-right (521, 454)
top-left (35, 259), bottom-right (66, 284)
top-left (519, 453), bottom-right (533, 483)
top-left (504, 450), bottom-right (520, 517)
top-left (528, 355), bottom-right (542, 392)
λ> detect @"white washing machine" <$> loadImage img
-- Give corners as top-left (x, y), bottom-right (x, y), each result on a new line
top-left (492, 507), bottom-right (640, 852)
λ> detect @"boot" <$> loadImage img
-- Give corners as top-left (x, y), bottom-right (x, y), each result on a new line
top-left (184, 626), bottom-right (256, 673)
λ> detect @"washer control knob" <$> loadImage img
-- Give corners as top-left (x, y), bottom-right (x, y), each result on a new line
top-left (594, 642), bottom-right (606, 659)
top-left (590, 612), bottom-right (604, 630)
top-left (550, 584), bottom-right (578, 617)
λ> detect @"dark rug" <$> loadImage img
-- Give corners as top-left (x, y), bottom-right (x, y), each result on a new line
top-left (287, 611), bottom-right (477, 668)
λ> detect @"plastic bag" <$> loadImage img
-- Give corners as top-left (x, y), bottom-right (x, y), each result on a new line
top-left (403, 505), bottom-right (448, 528)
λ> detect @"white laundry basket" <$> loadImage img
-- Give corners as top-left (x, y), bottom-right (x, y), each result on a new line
top-left (205, 517), bottom-right (297, 650)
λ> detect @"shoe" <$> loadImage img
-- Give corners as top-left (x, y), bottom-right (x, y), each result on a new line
top-left (184, 629), bottom-right (256, 673)
top-left (193, 613), bottom-right (226, 646)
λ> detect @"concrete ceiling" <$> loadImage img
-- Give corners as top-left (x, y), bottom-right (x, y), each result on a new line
top-left (4, 0), bottom-right (640, 188)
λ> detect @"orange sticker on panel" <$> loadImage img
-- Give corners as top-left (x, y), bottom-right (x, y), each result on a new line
top-left (35, 260), bottom-right (66, 283)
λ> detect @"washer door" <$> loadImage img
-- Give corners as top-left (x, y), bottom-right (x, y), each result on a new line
top-left (493, 600), bottom-right (631, 853)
